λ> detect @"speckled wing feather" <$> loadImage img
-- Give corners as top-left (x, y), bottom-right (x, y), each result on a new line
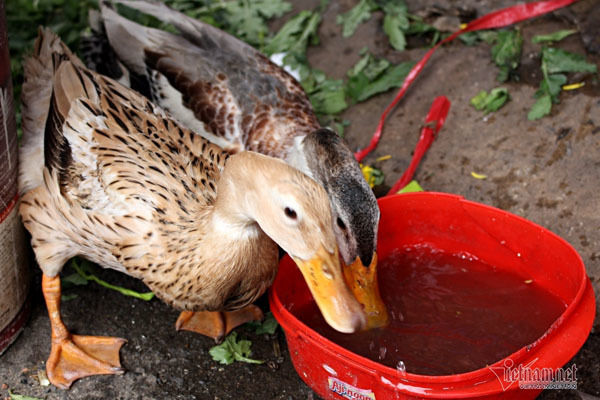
top-left (45, 60), bottom-right (228, 215)
top-left (101, 1), bottom-right (320, 157)
top-left (24, 43), bottom-right (232, 299)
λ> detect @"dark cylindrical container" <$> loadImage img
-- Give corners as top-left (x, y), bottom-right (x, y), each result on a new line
top-left (0, 0), bottom-right (30, 355)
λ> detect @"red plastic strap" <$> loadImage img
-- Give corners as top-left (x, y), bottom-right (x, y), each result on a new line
top-left (353, 0), bottom-right (580, 181)
top-left (387, 96), bottom-right (450, 195)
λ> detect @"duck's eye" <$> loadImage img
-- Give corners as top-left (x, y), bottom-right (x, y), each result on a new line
top-left (284, 207), bottom-right (297, 220)
top-left (336, 217), bottom-right (346, 230)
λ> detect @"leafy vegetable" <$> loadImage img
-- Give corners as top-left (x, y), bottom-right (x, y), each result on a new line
top-left (458, 30), bottom-right (498, 46)
top-left (8, 390), bottom-right (43, 400)
top-left (527, 94), bottom-right (552, 120)
top-left (305, 74), bottom-right (348, 115)
top-left (491, 29), bottom-right (523, 82)
top-left (245, 312), bottom-right (279, 335)
top-left (397, 180), bottom-right (423, 193)
top-left (61, 293), bottom-right (79, 302)
top-left (209, 332), bottom-right (264, 365)
top-left (532, 29), bottom-right (576, 44)
top-left (70, 259), bottom-right (155, 301)
top-left (346, 51), bottom-right (414, 103)
top-left (541, 47), bottom-right (597, 75)
top-left (264, 10), bottom-right (321, 58)
top-left (337, 0), bottom-right (414, 50)
top-left (360, 164), bottom-right (384, 188)
top-left (336, 0), bottom-right (376, 38)
top-left (528, 47), bottom-right (596, 120)
top-left (381, 1), bottom-right (409, 50)
top-left (470, 88), bottom-right (509, 113)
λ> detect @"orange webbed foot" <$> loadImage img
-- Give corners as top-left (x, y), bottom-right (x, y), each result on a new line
top-left (46, 334), bottom-right (126, 389)
top-left (176, 305), bottom-right (263, 343)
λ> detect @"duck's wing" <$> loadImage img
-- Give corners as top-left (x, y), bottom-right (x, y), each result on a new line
top-left (100, 0), bottom-right (319, 158)
top-left (21, 30), bottom-right (231, 276)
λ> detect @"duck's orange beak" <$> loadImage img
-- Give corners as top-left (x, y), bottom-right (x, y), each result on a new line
top-left (293, 246), bottom-right (366, 333)
top-left (343, 252), bottom-right (389, 330)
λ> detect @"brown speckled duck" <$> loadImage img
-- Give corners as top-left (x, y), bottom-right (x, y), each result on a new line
top-left (89, 0), bottom-right (388, 328)
top-left (18, 29), bottom-right (365, 389)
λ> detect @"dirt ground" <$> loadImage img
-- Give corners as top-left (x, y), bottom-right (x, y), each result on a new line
top-left (1, 0), bottom-right (599, 399)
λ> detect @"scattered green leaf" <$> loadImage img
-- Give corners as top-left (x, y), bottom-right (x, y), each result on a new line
top-left (62, 272), bottom-right (89, 287)
top-left (264, 10), bottom-right (321, 58)
top-left (470, 87), bottom-right (509, 113)
top-left (527, 93), bottom-right (552, 120)
top-left (528, 47), bottom-right (596, 120)
top-left (491, 29), bottom-right (523, 82)
top-left (532, 29), bottom-right (576, 44)
top-left (360, 164), bottom-right (384, 188)
top-left (346, 52), bottom-right (414, 103)
top-left (61, 293), bottom-right (79, 302)
top-left (459, 30), bottom-right (497, 46)
top-left (542, 47), bottom-right (597, 75)
top-left (380, 1), bottom-right (409, 51)
top-left (245, 312), bottom-right (279, 335)
top-left (8, 390), bottom-right (43, 400)
top-left (306, 76), bottom-right (348, 115)
top-left (397, 180), bottom-right (423, 193)
top-left (209, 332), bottom-right (264, 365)
top-left (70, 259), bottom-right (155, 301)
top-left (336, 0), bottom-right (376, 38)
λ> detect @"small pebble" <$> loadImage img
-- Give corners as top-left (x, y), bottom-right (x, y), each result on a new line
top-left (267, 360), bottom-right (279, 370)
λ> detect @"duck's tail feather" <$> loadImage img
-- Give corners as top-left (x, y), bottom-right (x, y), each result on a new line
top-left (19, 28), bottom-right (81, 194)
top-left (81, 9), bottom-right (130, 85)
top-left (106, 0), bottom-right (255, 57)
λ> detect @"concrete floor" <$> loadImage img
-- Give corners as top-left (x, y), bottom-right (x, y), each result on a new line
top-left (1, 0), bottom-right (599, 398)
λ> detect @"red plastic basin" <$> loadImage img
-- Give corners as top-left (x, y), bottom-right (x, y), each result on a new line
top-left (269, 192), bottom-right (595, 399)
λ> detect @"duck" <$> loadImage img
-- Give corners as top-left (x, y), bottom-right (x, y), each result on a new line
top-left (18, 28), bottom-right (365, 389)
top-left (87, 0), bottom-right (388, 328)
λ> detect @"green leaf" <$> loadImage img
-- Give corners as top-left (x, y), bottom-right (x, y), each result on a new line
top-left (61, 293), bottom-right (79, 302)
top-left (336, 0), bottom-right (376, 38)
top-left (347, 60), bottom-right (414, 103)
top-left (308, 78), bottom-right (348, 115)
top-left (532, 29), bottom-right (576, 44)
top-left (70, 259), bottom-right (155, 301)
top-left (8, 390), bottom-right (43, 400)
top-left (528, 93), bottom-right (552, 120)
top-left (360, 164), bottom-right (385, 188)
top-left (380, 1), bottom-right (409, 51)
top-left (383, 14), bottom-right (407, 51)
top-left (398, 180), bottom-right (424, 194)
top-left (62, 272), bottom-right (89, 287)
top-left (470, 88), bottom-right (509, 113)
top-left (491, 30), bottom-right (523, 82)
top-left (219, 0), bottom-right (292, 47)
top-left (246, 312), bottom-right (279, 335)
top-left (542, 47), bottom-right (597, 75)
top-left (540, 73), bottom-right (567, 102)
top-left (264, 10), bottom-right (321, 57)
top-left (209, 332), bottom-right (264, 365)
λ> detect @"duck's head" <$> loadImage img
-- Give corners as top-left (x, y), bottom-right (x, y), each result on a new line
top-left (300, 129), bottom-right (388, 329)
top-left (301, 129), bottom-right (380, 267)
top-left (228, 152), bottom-right (366, 333)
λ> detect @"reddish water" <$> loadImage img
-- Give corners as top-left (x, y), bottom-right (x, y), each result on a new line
top-left (294, 245), bottom-right (567, 376)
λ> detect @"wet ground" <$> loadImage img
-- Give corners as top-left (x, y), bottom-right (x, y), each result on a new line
top-left (1, 0), bottom-right (599, 399)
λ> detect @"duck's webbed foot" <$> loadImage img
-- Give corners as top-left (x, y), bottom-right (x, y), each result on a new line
top-left (175, 305), bottom-right (263, 343)
top-left (42, 274), bottom-right (126, 389)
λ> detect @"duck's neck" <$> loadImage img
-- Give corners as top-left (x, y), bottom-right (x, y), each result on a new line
top-left (284, 135), bottom-right (313, 179)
